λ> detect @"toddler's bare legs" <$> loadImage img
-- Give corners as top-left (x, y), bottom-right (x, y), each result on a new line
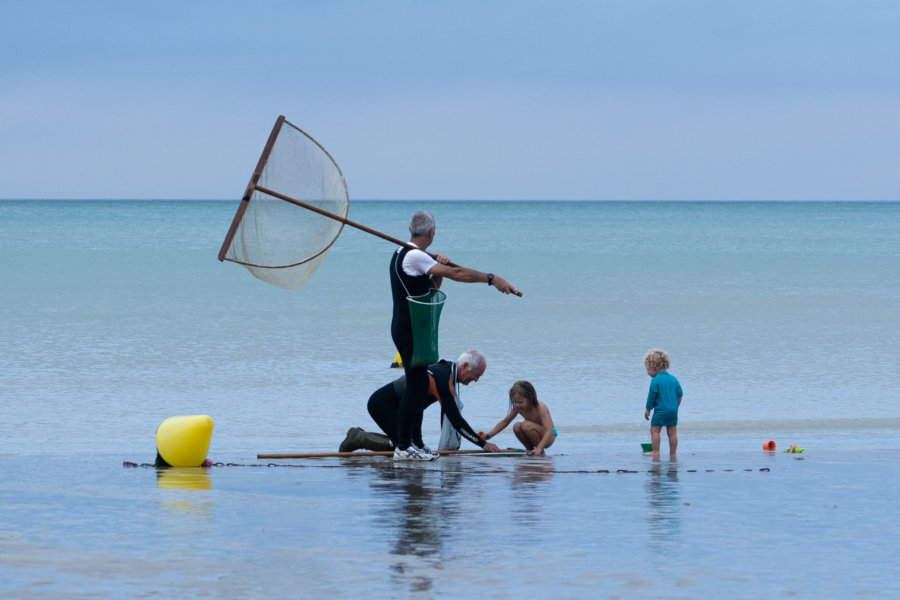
top-left (647, 426), bottom-right (662, 456)
top-left (666, 425), bottom-right (678, 456)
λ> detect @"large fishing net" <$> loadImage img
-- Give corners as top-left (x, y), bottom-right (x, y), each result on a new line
top-left (218, 116), bottom-right (349, 290)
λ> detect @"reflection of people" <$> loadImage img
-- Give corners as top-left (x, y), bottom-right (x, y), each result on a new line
top-left (341, 351), bottom-right (503, 457)
top-left (643, 349), bottom-right (683, 457)
top-left (369, 463), bottom-right (447, 592)
top-left (390, 211), bottom-right (519, 461)
top-left (511, 460), bottom-right (555, 488)
top-left (484, 381), bottom-right (557, 456)
top-left (646, 460), bottom-right (682, 544)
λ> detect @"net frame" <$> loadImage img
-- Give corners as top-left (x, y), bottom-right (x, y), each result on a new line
top-left (218, 115), bottom-right (449, 290)
top-left (218, 116), bottom-right (350, 289)
top-left (219, 116), bottom-right (498, 293)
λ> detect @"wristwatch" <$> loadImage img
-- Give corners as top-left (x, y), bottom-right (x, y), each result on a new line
top-left (487, 273), bottom-right (494, 286)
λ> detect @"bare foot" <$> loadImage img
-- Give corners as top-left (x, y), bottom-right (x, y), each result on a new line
top-left (644, 451), bottom-right (660, 457)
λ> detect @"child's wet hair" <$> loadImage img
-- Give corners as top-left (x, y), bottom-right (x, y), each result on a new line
top-left (643, 349), bottom-right (671, 371)
top-left (509, 380), bottom-right (538, 409)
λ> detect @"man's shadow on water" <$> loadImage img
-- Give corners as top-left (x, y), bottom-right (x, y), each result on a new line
top-left (645, 458), bottom-right (683, 545)
top-left (367, 462), bottom-right (467, 594)
top-left (364, 458), bottom-right (552, 592)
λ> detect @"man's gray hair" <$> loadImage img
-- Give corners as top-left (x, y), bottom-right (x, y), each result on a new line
top-left (409, 211), bottom-right (435, 238)
top-left (456, 350), bottom-right (484, 370)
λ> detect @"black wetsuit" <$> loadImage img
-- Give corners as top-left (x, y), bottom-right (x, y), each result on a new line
top-left (368, 360), bottom-right (487, 449)
top-left (389, 246), bottom-right (435, 450)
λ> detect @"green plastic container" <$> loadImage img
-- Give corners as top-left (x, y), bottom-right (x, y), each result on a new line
top-left (641, 443), bottom-right (653, 452)
top-left (407, 289), bottom-right (447, 367)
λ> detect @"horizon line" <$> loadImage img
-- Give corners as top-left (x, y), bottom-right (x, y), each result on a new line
top-left (2, 198), bottom-right (898, 203)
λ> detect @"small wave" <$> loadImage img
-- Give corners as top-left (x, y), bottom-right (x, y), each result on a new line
top-left (563, 417), bottom-right (900, 435)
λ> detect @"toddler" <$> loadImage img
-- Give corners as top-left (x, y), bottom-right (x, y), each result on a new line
top-left (643, 349), bottom-right (683, 456)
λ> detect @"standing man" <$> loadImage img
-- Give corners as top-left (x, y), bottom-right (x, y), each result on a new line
top-left (390, 211), bottom-right (519, 461)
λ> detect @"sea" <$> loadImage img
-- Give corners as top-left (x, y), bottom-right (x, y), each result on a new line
top-left (1, 199), bottom-right (898, 598)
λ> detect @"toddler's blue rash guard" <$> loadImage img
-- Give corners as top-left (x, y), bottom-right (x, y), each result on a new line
top-left (646, 371), bottom-right (683, 427)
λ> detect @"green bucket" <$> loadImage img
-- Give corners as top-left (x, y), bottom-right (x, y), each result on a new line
top-left (641, 443), bottom-right (654, 453)
top-left (407, 288), bottom-right (447, 367)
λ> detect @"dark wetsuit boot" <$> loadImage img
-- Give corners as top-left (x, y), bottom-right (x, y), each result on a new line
top-left (339, 428), bottom-right (394, 452)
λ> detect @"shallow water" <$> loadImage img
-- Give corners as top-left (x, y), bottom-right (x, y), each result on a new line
top-left (2, 430), bottom-right (898, 599)
top-left (2, 200), bottom-right (899, 597)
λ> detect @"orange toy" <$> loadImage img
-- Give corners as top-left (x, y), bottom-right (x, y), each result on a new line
top-left (763, 440), bottom-right (776, 451)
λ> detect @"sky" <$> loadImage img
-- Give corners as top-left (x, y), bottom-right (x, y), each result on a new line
top-left (2, 0), bottom-right (899, 201)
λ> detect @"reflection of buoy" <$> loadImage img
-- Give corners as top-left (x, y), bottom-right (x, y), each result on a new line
top-left (391, 352), bottom-right (403, 368)
top-left (156, 415), bottom-right (214, 467)
top-left (156, 467), bottom-right (212, 490)
top-left (763, 440), bottom-right (776, 451)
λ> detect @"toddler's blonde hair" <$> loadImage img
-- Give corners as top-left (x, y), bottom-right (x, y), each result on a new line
top-left (643, 349), bottom-right (671, 371)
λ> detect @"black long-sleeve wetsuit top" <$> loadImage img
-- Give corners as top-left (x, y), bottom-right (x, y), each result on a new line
top-left (367, 359), bottom-right (486, 448)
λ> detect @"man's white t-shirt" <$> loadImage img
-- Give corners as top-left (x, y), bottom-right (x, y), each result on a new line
top-left (402, 248), bottom-right (437, 277)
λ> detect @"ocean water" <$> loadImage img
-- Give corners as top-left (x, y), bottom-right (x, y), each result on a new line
top-left (1, 199), bottom-right (899, 598)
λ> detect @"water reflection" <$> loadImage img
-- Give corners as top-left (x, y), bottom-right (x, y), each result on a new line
top-left (645, 458), bottom-right (682, 545)
top-left (510, 459), bottom-right (555, 527)
top-left (154, 467), bottom-right (213, 526)
top-left (369, 464), bottom-right (458, 595)
top-left (511, 459), bottom-right (554, 488)
top-left (155, 467), bottom-right (212, 491)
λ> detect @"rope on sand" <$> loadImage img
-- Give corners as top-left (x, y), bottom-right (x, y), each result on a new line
top-left (554, 468), bottom-right (770, 473)
top-left (124, 461), bottom-right (771, 472)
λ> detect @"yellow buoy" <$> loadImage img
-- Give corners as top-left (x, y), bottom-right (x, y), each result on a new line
top-left (156, 415), bottom-right (214, 467)
top-left (391, 352), bottom-right (403, 368)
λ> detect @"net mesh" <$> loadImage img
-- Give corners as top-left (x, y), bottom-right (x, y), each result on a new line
top-left (222, 118), bottom-right (349, 290)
